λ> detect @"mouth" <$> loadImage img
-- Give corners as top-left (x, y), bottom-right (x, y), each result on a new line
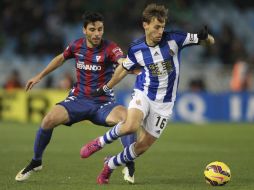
top-left (93, 38), bottom-right (100, 41)
top-left (155, 36), bottom-right (162, 41)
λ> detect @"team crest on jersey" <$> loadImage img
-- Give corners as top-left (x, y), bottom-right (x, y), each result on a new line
top-left (135, 99), bottom-right (142, 106)
top-left (96, 56), bottom-right (101, 62)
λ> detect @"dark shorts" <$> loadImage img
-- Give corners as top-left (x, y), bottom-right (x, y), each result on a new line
top-left (57, 95), bottom-right (120, 126)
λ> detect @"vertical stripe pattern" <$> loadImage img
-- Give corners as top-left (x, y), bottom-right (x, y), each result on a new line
top-left (108, 143), bottom-right (137, 169)
top-left (126, 31), bottom-right (195, 103)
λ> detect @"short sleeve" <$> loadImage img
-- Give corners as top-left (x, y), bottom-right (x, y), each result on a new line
top-left (122, 48), bottom-right (139, 71)
top-left (108, 42), bottom-right (124, 63)
top-left (63, 43), bottom-right (75, 60)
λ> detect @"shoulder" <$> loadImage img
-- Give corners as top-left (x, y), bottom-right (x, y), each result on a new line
top-left (163, 30), bottom-right (187, 39)
top-left (128, 36), bottom-right (146, 53)
top-left (72, 38), bottom-right (84, 45)
top-left (102, 39), bottom-right (123, 54)
top-left (103, 39), bottom-right (119, 49)
top-left (130, 36), bottom-right (145, 48)
top-left (68, 38), bottom-right (84, 49)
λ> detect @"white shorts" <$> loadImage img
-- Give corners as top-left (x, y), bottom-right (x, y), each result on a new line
top-left (128, 89), bottom-right (174, 138)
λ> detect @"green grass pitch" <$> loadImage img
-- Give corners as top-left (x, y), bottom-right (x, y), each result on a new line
top-left (0, 122), bottom-right (253, 190)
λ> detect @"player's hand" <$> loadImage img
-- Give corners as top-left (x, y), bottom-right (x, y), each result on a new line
top-left (197, 25), bottom-right (208, 40)
top-left (25, 75), bottom-right (41, 91)
top-left (91, 85), bottom-right (111, 96)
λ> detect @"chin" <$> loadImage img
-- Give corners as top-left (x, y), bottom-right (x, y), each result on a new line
top-left (91, 42), bottom-right (100, 47)
top-left (154, 39), bottom-right (161, 44)
top-left (157, 37), bottom-right (162, 41)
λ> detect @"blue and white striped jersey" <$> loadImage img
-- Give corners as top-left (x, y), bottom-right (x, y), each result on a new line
top-left (123, 31), bottom-right (199, 103)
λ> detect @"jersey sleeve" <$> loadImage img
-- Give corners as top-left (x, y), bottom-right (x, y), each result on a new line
top-left (122, 47), bottom-right (139, 71)
top-left (108, 42), bottom-right (125, 63)
top-left (171, 31), bottom-right (199, 49)
top-left (63, 42), bottom-right (75, 60)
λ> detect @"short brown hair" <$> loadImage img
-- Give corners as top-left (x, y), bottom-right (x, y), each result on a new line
top-left (142, 3), bottom-right (168, 23)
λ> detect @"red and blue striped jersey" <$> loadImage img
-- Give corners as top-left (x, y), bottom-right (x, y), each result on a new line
top-left (63, 38), bottom-right (124, 102)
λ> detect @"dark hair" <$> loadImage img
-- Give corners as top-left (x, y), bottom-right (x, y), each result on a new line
top-left (142, 3), bottom-right (168, 23)
top-left (82, 12), bottom-right (104, 28)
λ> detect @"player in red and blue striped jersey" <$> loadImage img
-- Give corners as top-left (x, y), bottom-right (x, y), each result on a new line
top-left (63, 30), bottom-right (123, 102)
top-left (15, 12), bottom-right (136, 184)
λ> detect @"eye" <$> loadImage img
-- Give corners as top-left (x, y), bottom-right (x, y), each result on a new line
top-left (154, 25), bottom-right (161, 30)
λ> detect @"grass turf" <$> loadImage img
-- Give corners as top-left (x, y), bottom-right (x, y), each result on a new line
top-left (0, 122), bottom-right (253, 190)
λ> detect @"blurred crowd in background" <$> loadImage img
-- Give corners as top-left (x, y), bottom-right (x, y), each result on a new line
top-left (0, 0), bottom-right (253, 92)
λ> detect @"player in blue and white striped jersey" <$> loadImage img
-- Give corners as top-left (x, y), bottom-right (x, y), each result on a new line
top-left (125, 30), bottom-right (200, 103)
top-left (81, 3), bottom-right (215, 184)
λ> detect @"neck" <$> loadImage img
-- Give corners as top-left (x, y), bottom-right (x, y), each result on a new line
top-left (86, 39), bottom-right (100, 48)
top-left (145, 37), bottom-right (157, 47)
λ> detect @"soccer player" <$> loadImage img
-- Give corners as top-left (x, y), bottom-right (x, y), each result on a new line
top-left (81, 3), bottom-right (215, 184)
top-left (15, 12), bottom-right (136, 184)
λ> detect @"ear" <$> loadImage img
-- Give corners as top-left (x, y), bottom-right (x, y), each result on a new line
top-left (143, 22), bottom-right (148, 30)
top-left (83, 27), bottom-right (86, 35)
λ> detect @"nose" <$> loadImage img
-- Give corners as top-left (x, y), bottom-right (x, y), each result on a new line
top-left (94, 30), bottom-right (100, 36)
top-left (158, 28), bottom-right (164, 35)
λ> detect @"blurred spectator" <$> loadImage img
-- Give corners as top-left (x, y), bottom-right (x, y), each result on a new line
top-left (230, 60), bottom-right (252, 92)
top-left (3, 69), bottom-right (23, 90)
top-left (217, 23), bottom-right (236, 65)
top-left (0, 1), bottom-right (254, 92)
top-left (188, 78), bottom-right (206, 92)
top-left (44, 75), bottom-right (54, 88)
top-left (58, 72), bottom-right (74, 90)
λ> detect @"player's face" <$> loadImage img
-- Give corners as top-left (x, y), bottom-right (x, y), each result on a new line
top-left (143, 17), bottom-right (165, 46)
top-left (83, 21), bottom-right (104, 48)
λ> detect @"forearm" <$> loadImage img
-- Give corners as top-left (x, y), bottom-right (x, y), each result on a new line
top-left (38, 54), bottom-right (65, 79)
top-left (107, 64), bottom-right (128, 88)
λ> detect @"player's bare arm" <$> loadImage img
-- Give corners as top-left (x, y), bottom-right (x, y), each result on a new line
top-left (25, 53), bottom-right (65, 91)
top-left (91, 63), bottom-right (129, 96)
top-left (107, 63), bottom-right (129, 89)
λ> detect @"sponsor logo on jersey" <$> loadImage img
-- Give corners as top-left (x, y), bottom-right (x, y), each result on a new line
top-left (154, 51), bottom-right (160, 56)
top-left (64, 96), bottom-right (76, 102)
top-left (75, 53), bottom-right (84, 57)
top-left (77, 61), bottom-right (102, 71)
top-left (148, 60), bottom-right (174, 76)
